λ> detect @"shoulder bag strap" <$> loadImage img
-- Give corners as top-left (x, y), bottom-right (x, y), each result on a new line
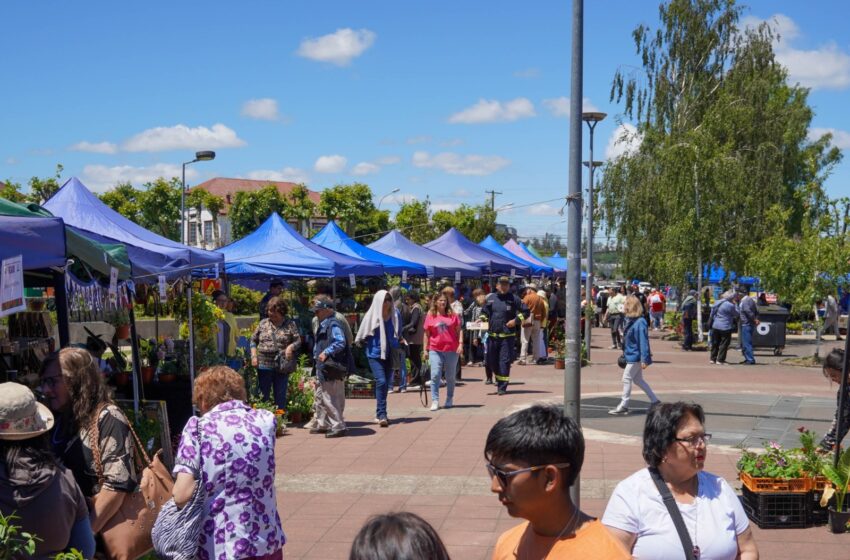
top-left (88, 404), bottom-right (108, 486)
top-left (648, 467), bottom-right (695, 560)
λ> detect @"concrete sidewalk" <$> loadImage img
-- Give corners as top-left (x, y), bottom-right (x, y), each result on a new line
top-left (273, 328), bottom-right (848, 559)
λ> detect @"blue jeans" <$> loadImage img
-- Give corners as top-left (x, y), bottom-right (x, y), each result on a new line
top-left (257, 367), bottom-right (289, 410)
top-left (389, 353), bottom-right (408, 390)
top-left (741, 323), bottom-right (755, 363)
top-left (368, 357), bottom-right (390, 420)
top-left (429, 350), bottom-right (459, 405)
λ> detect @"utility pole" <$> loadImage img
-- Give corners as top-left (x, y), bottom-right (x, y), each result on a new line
top-left (485, 189), bottom-right (502, 212)
top-left (565, 0), bottom-right (584, 507)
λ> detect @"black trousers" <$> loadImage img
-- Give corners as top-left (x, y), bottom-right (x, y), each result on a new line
top-left (487, 336), bottom-right (515, 391)
top-left (710, 328), bottom-right (733, 363)
top-left (408, 344), bottom-right (423, 384)
top-left (682, 318), bottom-right (694, 349)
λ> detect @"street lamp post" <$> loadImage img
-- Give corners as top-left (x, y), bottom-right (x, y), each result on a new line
top-left (377, 188), bottom-right (401, 210)
top-left (581, 112), bottom-right (606, 360)
top-left (181, 150), bottom-right (216, 245)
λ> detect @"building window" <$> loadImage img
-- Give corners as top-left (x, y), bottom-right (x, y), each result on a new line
top-left (204, 221), bottom-right (213, 244)
top-left (188, 224), bottom-right (197, 245)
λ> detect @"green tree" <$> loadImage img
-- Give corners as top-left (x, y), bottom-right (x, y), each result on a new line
top-left (100, 182), bottom-right (142, 222)
top-left (27, 164), bottom-right (64, 204)
top-left (282, 184), bottom-right (316, 236)
top-left (204, 192), bottom-right (225, 247)
top-left (138, 177), bottom-right (181, 240)
top-left (318, 182), bottom-right (388, 243)
top-left (394, 199), bottom-right (434, 244)
top-left (0, 180), bottom-right (26, 203)
top-left (599, 0), bottom-right (841, 285)
top-left (229, 185), bottom-right (285, 241)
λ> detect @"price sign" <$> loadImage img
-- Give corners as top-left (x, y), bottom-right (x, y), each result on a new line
top-left (0, 255), bottom-right (25, 317)
top-left (401, 270), bottom-right (408, 283)
top-left (108, 267), bottom-right (118, 304)
top-left (158, 275), bottom-right (168, 300)
top-left (349, 273), bottom-right (356, 288)
top-left (455, 271), bottom-right (461, 283)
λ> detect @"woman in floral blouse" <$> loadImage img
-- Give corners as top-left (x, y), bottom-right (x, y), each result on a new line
top-left (172, 366), bottom-right (285, 560)
top-left (251, 296), bottom-right (301, 409)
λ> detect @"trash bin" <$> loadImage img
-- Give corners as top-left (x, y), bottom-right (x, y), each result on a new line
top-left (753, 305), bottom-right (789, 355)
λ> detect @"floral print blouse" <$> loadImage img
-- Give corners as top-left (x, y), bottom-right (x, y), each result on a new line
top-left (173, 400), bottom-right (285, 560)
top-left (251, 318), bottom-right (301, 370)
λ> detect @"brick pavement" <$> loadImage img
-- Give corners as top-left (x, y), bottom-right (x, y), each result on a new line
top-left (273, 328), bottom-right (849, 559)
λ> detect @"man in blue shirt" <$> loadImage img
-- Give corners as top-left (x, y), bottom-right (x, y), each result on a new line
top-left (738, 290), bottom-right (759, 365)
top-left (310, 295), bottom-right (350, 438)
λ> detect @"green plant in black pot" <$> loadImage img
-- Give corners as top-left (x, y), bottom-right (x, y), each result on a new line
top-left (820, 446), bottom-right (850, 533)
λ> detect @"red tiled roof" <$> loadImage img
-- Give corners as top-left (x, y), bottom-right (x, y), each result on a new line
top-left (191, 178), bottom-right (321, 213)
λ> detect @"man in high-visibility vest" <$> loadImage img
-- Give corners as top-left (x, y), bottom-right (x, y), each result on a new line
top-left (481, 276), bottom-right (527, 395)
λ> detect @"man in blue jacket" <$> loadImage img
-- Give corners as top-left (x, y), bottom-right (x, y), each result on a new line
top-left (738, 290), bottom-right (759, 365)
top-left (709, 290), bottom-right (740, 365)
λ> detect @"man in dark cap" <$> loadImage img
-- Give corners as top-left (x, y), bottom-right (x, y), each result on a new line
top-left (679, 289), bottom-right (698, 351)
top-left (480, 277), bottom-right (527, 395)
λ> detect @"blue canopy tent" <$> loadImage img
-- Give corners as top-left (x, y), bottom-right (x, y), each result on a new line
top-left (0, 215), bottom-right (67, 270)
top-left (45, 177), bottom-right (223, 280)
top-left (312, 220), bottom-right (426, 276)
top-left (478, 235), bottom-right (551, 275)
top-left (424, 228), bottom-right (529, 275)
top-left (540, 254), bottom-right (587, 280)
top-left (368, 230), bottom-right (480, 279)
top-left (219, 213), bottom-right (384, 279)
top-left (504, 239), bottom-right (562, 274)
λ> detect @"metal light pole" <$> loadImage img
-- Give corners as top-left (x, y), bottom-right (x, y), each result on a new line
top-left (377, 187), bottom-right (401, 210)
top-left (181, 150), bottom-right (216, 245)
top-left (565, 0), bottom-right (584, 507)
top-left (580, 110), bottom-right (605, 361)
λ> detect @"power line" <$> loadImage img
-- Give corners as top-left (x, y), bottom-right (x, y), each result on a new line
top-left (485, 189), bottom-right (502, 212)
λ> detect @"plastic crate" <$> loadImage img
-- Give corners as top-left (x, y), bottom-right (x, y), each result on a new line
top-left (345, 382), bottom-right (374, 399)
top-left (810, 488), bottom-right (833, 526)
top-left (739, 472), bottom-right (811, 493)
top-left (741, 487), bottom-right (810, 529)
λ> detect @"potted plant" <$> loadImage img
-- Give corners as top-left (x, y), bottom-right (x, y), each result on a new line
top-left (0, 511), bottom-right (39, 558)
top-left (250, 398), bottom-right (287, 436)
top-left (286, 360), bottom-right (315, 424)
top-left (820, 446), bottom-right (850, 533)
top-left (158, 359), bottom-right (178, 383)
top-left (138, 338), bottom-right (158, 384)
top-left (107, 307), bottom-right (131, 340)
top-left (550, 321), bottom-right (566, 369)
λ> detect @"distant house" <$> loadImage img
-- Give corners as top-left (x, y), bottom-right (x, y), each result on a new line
top-left (185, 178), bottom-right (326, 248)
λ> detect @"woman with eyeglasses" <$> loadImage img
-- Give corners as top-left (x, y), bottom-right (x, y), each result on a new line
top-left (603, 401), bottom-right (759, 560)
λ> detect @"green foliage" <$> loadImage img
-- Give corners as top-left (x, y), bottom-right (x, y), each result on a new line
top-left (286, 355), bottom-right (315, 415)
top-left (100, 182), bottom-right (142, 222)
top-left (0, 181), bottom-right (27, 203)
top-left (174, 291), bottom-right (225, 367)
top-left (53, 550), bottom-right (86, 560)
top-left (529, 233), bottom-right (566, 256)
top-left (0, 511), bottom-right (39, 559)
top-left (229, 284), bottom-right (263, 315)
top-left (600, 0), bottom-right (843, 284)
top-left (431, 204), bottom-right (499, 243)
top-left (282, 184), bottom-right (316, 235)
top-left (124, 408), bottom-right (164, 455)
top-left (737, 442), bottom-right (805, 479)
top-left (393, 200), bottom-right (434, 244)
top-left (318, 183), bottom-right (387, 243)
top-left (139, 178), bottom-right (182, 241)
top-left (229, 185), bottom-right (285, 241)
top-left (106, 307), bottom-right (130, 327)
top-left (822, 447), bottom-right (850, 512)
top-left (27, 164), bottom-right (64, 204)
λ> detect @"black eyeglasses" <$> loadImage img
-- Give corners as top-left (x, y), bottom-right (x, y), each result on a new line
top-left (485, 462), bottom-right (570, 487)
top-left (674, 433), bottom-right (712, 447)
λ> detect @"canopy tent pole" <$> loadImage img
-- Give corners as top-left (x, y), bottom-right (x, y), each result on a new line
top-left (187, 281), bottom-right (196, 395)
top-left (154, 290), bottom-right (159, 342)
top-left (52, 270), bottom-right (70, 348)
top-left (125, 284), bottom-right (141, 415)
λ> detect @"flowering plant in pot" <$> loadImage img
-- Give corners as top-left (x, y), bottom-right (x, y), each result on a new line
top-left (820, 446), bottom-right (850, 533)
top-left (286, 356), bottom-right (315, 423)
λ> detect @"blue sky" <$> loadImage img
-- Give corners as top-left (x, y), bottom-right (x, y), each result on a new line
top-left (1, 1), bottom-right (848, 240)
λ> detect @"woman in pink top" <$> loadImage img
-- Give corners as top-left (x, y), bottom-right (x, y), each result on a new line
top-left (422, 293), bottom-right (462, 411)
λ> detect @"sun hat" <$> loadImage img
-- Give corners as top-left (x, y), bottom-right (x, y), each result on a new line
top-left (0, 382), bottom-right (54, 441)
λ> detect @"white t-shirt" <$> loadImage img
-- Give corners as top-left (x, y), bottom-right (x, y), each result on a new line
top-left (602, 469), bottom-right (749, 560)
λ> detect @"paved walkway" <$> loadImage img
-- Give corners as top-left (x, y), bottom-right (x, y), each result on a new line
top-left (273, 328), bottom-right (848, 559)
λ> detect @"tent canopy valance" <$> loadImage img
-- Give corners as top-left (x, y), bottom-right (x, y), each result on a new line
top-left (368, 230), bottom-right (480, 279)
top-left (312, 221), bottom-right (427, 276)
top-left (219, 213), bottom-right (384, 279)
top-left (44, 178), bottom-right (223, 280)
top-left (424, 228), bottom-right (529, 275)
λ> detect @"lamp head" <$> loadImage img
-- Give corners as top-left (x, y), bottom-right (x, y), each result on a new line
top-left (581, 111), bottom-right (607, 123)
top-left (195, 150), bottom-right (216, 162)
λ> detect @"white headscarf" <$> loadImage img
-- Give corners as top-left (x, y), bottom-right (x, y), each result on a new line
top-left (354, 289), bottom-right (399, 359)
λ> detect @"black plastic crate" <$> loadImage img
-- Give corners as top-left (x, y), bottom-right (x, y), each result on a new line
top-left (741, 487), bottom-right (809, 529)
top-left (810, 489), bottom-right (832, 526)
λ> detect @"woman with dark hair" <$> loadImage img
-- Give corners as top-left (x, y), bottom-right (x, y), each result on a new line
top-left (819, 348), bottom-right (850, 452)
top-left (0, 382), bottom-right (95, 559)
top-left (39, 347), bottom-right (140, 535)
top-left (170, 366), bottom-right (285, 559)
top-left (423, 291), bottom-right (462, 411)
top-left (349, 512), bottom-right (450, 560)
top-left (403, 290), bottom-right (425, 387)
top-left (603, 401), bottom-right (758, 559)
top-left (251, 295), bottom-right (301, 409)
top-left (609, 295), bottom-right (659, 415)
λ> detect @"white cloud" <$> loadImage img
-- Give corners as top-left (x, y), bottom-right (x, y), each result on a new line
top-left (122, 123), bottom-right (245, 152)
top-left (542, 96), bottom-right (600, 118)
top-left (514, 67), bottom-right (541, 78)
top-left (453, 188), bottom-right (472, 198)
top-left (412, 151), bottom-right (510, 176)
top-left (431, 202), bottom-right (461, 212)
top-left (375, 155), bottom-right (401, 165)
top-left (81, 163), bottom-right (196, 192)
top-left (527, 203), bottom-right (561, 216)
top-left (245, 167), bottom-right (310, 184)
top-left (351, 162), bottom-right (380, 176)
top-left (741, 14), bottom-right (850, 90)
top-left (241, 98), bottom-right (280, 121)
top-left (440, 138), bottom-right (464, 147)
top-left (5, 157), bottom-right (18, 165)
top-left (809, 127), bottom-right (850, 150)
top-left (69, 141), bottom-right (118, 154)
top-left (296, 28), bottom-right (376, 66)
top-left (407, 135), bottom-right (432, 145)
top-left (314, 155), bottom-right (347, 173)
top-left (605, 123), bottom-right (643, 160)
top-left (383, 193), bottom-right (418, 206)
top-left (449, 98), bottom-right (536, 124)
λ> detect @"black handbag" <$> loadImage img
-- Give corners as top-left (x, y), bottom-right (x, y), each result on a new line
top-left (271, 323), bottom-right (297, 375)
top-left (617, 321), bottom-right (635, 369)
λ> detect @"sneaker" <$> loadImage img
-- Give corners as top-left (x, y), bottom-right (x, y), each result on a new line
top-left (379, 418), bottom-right (389, 427)
top-left (430, 402), bottom-right (439, 411)
top-left (609, 345), bottom-right (618, 350)
top-left (392, 387), bottom-right (401, 393)
top-left (425, 380), bottom-right (432, 387)
top-left (608, 406), bottom-right (629, 415)
top-left (400, 387), bottom-right (408, 393)
top-left (709, 360), bottom-right (716, 364)
top-left (325, 429), bottom-right (346, 438)
top-left (484, 379), bottom-right (494, 385)
top-left (517, 359), bottom-right (527, 366)
top-left (466, 361), bottom-right (474, 367)
top-left (309, 428), bottom-right (328, 434)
